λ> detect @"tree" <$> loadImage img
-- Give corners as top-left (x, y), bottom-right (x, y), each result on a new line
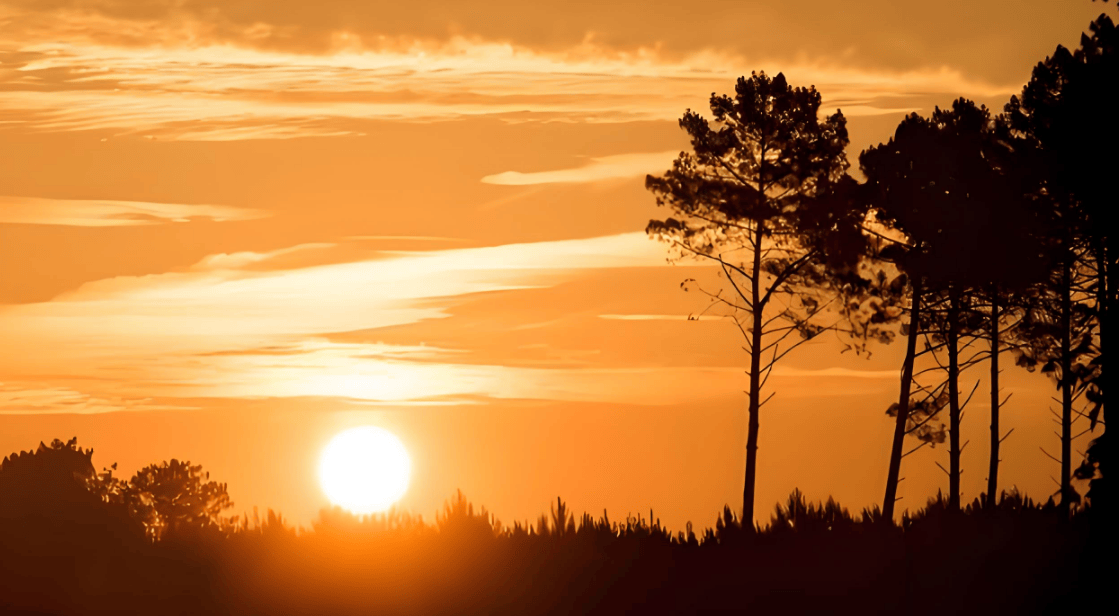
top-left (646, 71), bottom-right (882, 527)
top-left (862, 99), bottom-right (1039, 515)
top-left (124, 459), bottom-right (232, 541)
top-left (963, 113), bottom-right (1049, 510)
top-left (1004, 16), bottom-right (1115, 518)
top-left (0, 438), bottom-right (98, 519)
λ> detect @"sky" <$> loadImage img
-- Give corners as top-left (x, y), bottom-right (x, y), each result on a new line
top-left (0, 0), bottom-right (1108, 530)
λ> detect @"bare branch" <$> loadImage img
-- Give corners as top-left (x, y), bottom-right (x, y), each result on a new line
top-left (959, 380), bottom-right (982, 412)
top-left (719, 259), bottom-right (754, 310)
top-left (668, 240), bottom-right (755, 284)
top-left (902, 441), bottom-right (929, 458)
top-left (1039, 447), bottom-right (1061, 464)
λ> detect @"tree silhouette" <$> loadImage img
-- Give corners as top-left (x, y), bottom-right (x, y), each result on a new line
top-left (862, 100), bottom-right (1033, 514)
top-left (124, 459), bottom-right (232, 541)
top-left (1004, 11), bottom-right (1114, 520)
top-left (1003, 25), bottom-right (1110, 520)
top-left (963, 113), bottom-right (1048, 510)
top-left (646, 71), bottom-right (880, 527)
top-left (0, 437), bottom-right (98, 519)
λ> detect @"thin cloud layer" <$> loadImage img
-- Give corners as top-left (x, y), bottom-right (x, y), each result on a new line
top-left (0, 34), bottom-right (1020, 140)
top-left (482, 151), bottom-right (678, 185)
top-left (0, 233), bottom-right (672, 412)
top-left (0, 1), bottom-right (1101, 82)
top-left (0, 195), bottom-right (269, 226)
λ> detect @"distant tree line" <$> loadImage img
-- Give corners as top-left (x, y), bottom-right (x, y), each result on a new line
top-left (0, 437), bottom-right (1101, 614)
top-left (646, 6), bottom-right (1113, 527)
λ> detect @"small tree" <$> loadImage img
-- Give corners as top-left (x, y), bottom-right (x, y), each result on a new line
top-left (646, 72), bottom-right (882, 527)
top-left (125, 459), bottom-right (232, 541)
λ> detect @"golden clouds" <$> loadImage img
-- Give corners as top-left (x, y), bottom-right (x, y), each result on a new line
top-left (0, 12), bottom-right (1036, 142)
top-left (0, 234), bottom-right (667, 412)
top-left (0, 1), bottom-right (1102, 82)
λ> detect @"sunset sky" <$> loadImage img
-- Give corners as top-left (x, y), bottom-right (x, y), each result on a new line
top-left (0, 1), bottom-right (1105, 529)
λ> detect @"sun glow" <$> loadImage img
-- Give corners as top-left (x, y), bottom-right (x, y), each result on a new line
top-left (319, 426), bottom-right (412, 514)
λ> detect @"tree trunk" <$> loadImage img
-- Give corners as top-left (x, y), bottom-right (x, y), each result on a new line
top-left (1102, 245), bottom-right (1112, 510)
top-left (1059, 258), bottom-right (1073, 521)
top-left (1095, 242), bottom-right (1108, 440)
top-left (742, 222), bottom-right (765, 531)
top-left (883, 279), bottom-right (921, 522)
top-left (948, 287), bottom-right (962, 512)
top-left (987, 288), bottom-right (1000, 510)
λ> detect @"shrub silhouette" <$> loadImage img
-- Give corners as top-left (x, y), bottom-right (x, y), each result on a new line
top-left (0, 438), bottom-right (98, 519)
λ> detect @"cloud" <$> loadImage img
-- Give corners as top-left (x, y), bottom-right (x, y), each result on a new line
top-left (189, 244), bottom-right (336, 271)
top-left (0, 382), bottom-right (181, 414)
top-left (0, 233), bottom-right (670, 411)
top-left (598, 314), bottom-right (725, 321)
top-left (0, 1), bottom-right (1100, 83)
top-left (0, 33), bottom-right (1023, 140)
top-left (0, 195), bottom-right (269, 226)
top-left (769, 366), bottom-right (898, 380)
top-left (481, 151), bottom-right (677, 185)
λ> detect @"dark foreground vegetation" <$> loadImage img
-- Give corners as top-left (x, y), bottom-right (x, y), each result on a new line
top-left (0, 438), bottom-right (1107, 616)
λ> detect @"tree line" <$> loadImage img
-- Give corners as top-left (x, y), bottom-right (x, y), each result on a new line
top-left (0, 438), bottom-right (1100, 614)
top-left (646, 7), bottom-right (1114, 527)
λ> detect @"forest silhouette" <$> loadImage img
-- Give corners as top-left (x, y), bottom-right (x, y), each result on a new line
top-left (2, 2), bottom-right (1115, 615)
top-left (0, 438), bottom-right (1104, 615)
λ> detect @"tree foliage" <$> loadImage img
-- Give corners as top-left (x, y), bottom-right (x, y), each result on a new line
top-left (124, 459), bottom-right (233, 541)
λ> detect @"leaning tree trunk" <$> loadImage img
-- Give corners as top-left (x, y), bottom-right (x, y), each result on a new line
top-left (987, 288), bottom-right (1001, 510)
top-left (742, 222), bottom-right (765, 531)
top-left (948, 287), bottom-right (962, 512)
top-left (1059, 258), bottom-right (1073, 522)
top-left (883, 280), bottom-right (921, 522)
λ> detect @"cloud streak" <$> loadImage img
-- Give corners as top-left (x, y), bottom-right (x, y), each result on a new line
top-left (0, 233), bottom-right (668, 412)
top-left (0, 35), bottom-right (1019, 140)
top-left (482, 151), bottom-right (678, 185)
top-left (0, 195), bottom-right (269, 226)
top-left (0, 1), bottom-right (1098, 82)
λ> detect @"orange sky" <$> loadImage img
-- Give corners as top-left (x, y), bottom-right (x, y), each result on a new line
top-left (0, 0), bottom-right (1106, 529)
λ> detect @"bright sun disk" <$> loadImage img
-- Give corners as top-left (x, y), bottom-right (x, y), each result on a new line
top-left (319, 426), bottom-right (411, 514)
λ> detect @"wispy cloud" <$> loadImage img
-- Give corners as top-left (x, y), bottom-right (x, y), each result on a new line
top-left (0, 195), bottom-right (269, 226)
top-left (481, 151), bottom-right (678, 185)
top-left (0, 233), bottom-right (668, 412)
top-left (598, 314), bottom-right (725, 321)
top-left (0, 382), bottom-right (183, 415)
top-left (0, 36), bottom-right (1016, 140)
top-left (0, 1), bottom-right (1095, 83)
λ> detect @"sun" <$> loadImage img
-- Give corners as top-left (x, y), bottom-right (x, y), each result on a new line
top-left (319, 426), bottom-right (411, 514)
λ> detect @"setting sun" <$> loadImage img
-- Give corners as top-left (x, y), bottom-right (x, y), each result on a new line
top-left (319, 426), bottom-right (411, 514)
